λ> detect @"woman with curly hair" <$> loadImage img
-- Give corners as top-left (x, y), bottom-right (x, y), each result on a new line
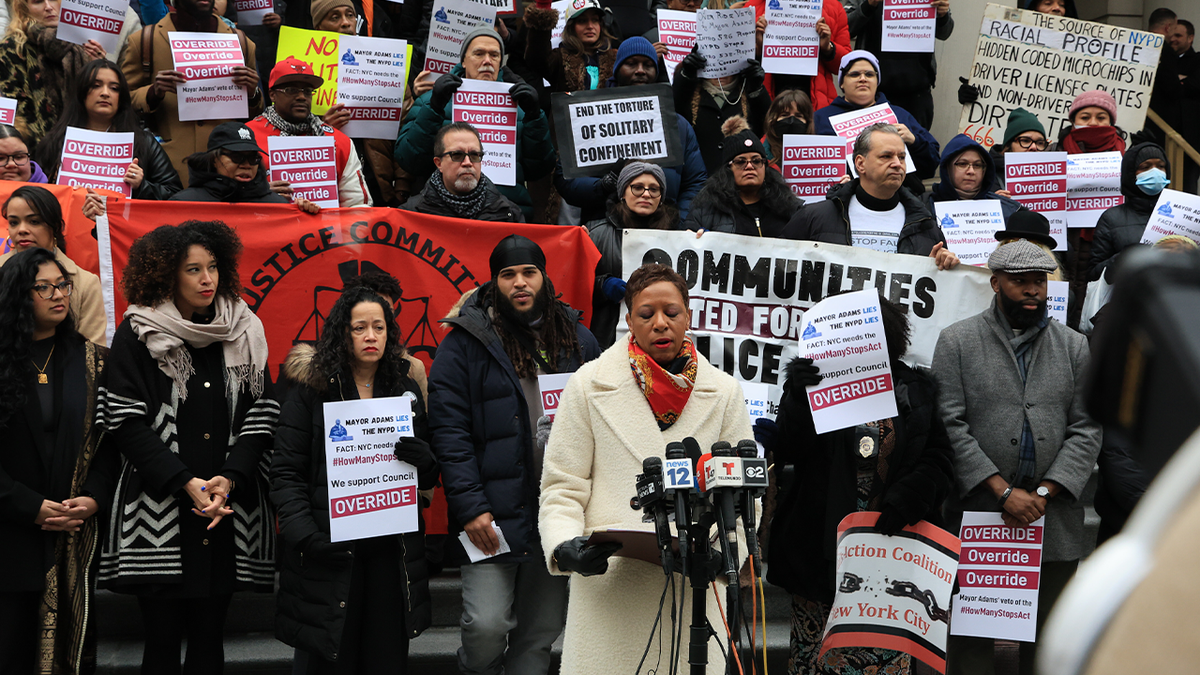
top-left (0, 185), bottom-right (107, 343)
top-left (0, 246), bottom-right (116, 673)
top-left (36, 59), bottom-right (182, 200)
top-left (98, 220), bottom-right (279, 674)
top-left (683, 116), bottom-right (804, 236)
top-left (272, 285), bottom-right (436, 674)
top-left (525, 0), bottom-right (618, 93)
top-left (0, 0), bottom-right (104, 146)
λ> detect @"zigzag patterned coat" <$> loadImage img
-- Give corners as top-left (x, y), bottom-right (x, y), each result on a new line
top-left (97, 317), bottom-right (279, 594)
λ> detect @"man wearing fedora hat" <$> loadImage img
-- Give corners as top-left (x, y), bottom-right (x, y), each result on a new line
top-left (932, 239), bottom-right (1100, 675)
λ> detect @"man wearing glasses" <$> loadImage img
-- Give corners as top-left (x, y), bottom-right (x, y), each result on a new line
top-left (925, 134), bottom-right (1028, 228)
top-left (400, 123), bottom-right (524, 222)
top-left (245, 57), bottom-right (372, 206)
top-left (988, 108), bottom-right (1049, 193)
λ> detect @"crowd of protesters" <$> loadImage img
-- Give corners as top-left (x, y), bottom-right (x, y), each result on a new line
top-left (0, 0), bottom-right (1197, 673)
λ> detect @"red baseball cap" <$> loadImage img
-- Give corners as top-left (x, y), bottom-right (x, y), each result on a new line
top-left (269, 57), bottom-right (324, 90)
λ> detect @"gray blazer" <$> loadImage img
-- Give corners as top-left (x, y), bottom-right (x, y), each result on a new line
top-left (932, 301), bottom-right (1102, 562)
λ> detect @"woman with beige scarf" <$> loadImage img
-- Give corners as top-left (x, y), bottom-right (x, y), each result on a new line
top-left (98, 220), bottom-right (279, 674)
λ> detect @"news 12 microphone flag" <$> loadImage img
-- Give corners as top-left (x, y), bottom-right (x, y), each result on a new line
top-left (820, 512), bottom-right (961, 673)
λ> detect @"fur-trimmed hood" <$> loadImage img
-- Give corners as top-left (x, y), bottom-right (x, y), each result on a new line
top-left (283, 343), bottom-right (324, 389)
top-left (443, 286), bottom-right (481, 321)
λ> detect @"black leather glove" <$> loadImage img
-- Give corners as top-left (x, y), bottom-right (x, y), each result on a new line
top-left (752, 418), bottom-right (779, 457)
top-left (678, 49), bottom-right (707, 83)
top-left (553, 535), bottom-right (622, 576)
top-left (784, 356), bottom-right (822, 392)
top-left (394, 436), bottom-right (437, 478)
top-left (509, 80), bottom-right (541, 116)
top-left (875, 507), bottom-right (908, 535)
top-left (742, 59), bottom-right (766, 93)
top-left (957, 76), bottom-right (979, 105)
top-left (429, 72), bottom-right (464, 112)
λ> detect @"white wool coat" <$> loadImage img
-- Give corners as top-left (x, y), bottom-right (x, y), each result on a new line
top-left (540, 338), bottom-right (754, 675)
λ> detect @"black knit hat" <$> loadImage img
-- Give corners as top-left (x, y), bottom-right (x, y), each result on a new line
top-left (720, 116), bottom-right (767, 166)
top-left (489, 235), bottom-right (546, 279)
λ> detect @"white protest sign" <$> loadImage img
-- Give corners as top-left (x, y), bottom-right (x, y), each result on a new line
top-left (337, 35), bottom-right (408, 140)
top-left (474, 0), bottom-right (515, 15)
top-left (555, 88), bottom-right (678, 177)
top-left (268, 136), bottom-right (339, 208)
top-left (821, 513), bottom-right (960, 672)
top-left (658, 9), bottom-right (696, 84)
top-left (452, 79), bottom-right (517, 186)
top-left (695, 8), bottom-right (755, 78)
top-left (782, 134), bottom-right (845, 203)
top-left (55, 127), bottom-right (135, 197)
top-left (620, 230), bottom-right (995, 417)
top-left (233, 0), bottom-right (273, 25)
top-left (169, 32), bottom-right (248, 121)
top-left (1047, 280), bottom-right (1068, 325)
top-left (0, 97), bottom-right (15, 125)
top-left (1004, 152), bottom-right (1067, 251)
top-left (549, 0), bottom-right (570, 48)
top-left (57, 0), bottom-right (127, 55)
top-left (881, 0), bottom-right (935, 53)
top-left (323, 396), bottom-right (419, 542)
top-left (424, 0), bottom-right (496, 75)
top-left (762, 0), bottom-right (821, 76)
top-left (798, 290), bottom-right (897, 434)
top-left (828, 104), bottom-right (916, 176)
top-left (459, 522), bottom-right (512, 562)
top-left (1066, 151), bottom-right (1122, 229)
top-left (958, 4), bottom-right (1161, 148)
top-left (933, 200), bottom-right (1005, 267)
top-left (537, 373), bottom-right (572, 422)
top-left (951, 512), bottom-right (1044, 642)
top-left (1139, 189), bottom-right (1200, 246)
top-left (740, 381), bottom-right (770, 457)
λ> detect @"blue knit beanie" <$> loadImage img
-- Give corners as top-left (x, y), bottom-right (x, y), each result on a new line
top-left (614, 37), bottom-right (659, 73)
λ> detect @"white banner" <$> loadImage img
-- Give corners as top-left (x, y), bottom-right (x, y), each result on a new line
top-left (337, 35), bottom-right (408, 140)
top-left (1066, 151), bottom-right (1122, 229)
top-left (782, 135), bottom-right (845, 203)
top-left (55, 127), bottom-right (135, 197)
top-left (58, 0), bottom-right (127, 55)
top-left (881, 0), bottom-right (935, 53)
top-left (828, 103), bottom-right (916, 176)
top-left (620, 230), bottom-right (995, 413)
top-left (762, 0), bottom-right (821, 76)
top-left (1004, 152), bottom-right (1067, 251)
top-left (951, 512), bottom-right (1044, 642)
top-left (268, 136), bottom-right (339, 208)
top-left (933, 200), bottom-right (1005, 267)
top-left (323, 396), bottom-right (419, 542)
top-left (232, 0), bottom-right (273, 25)
top-left (169, 32), bottom-right (248, 121)
top-left (658, 9), bottom-right (696, 84)
top-left (1139, 189), bottom-right (1200, 246)
top-left (452, 79), bottom-right (517, 186)
top-left (424, 0), bottom-right (496, 75)
top-left (696, 8), bottom-right (755, 78)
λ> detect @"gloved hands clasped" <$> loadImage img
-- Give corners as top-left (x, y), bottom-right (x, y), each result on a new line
top-left (554, 535), bottom-right (622, 576)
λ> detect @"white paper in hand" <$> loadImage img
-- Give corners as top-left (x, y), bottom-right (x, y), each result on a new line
top-left (459, 522), bottom-right (512, 563)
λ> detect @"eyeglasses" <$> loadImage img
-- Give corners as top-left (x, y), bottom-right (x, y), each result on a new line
top-left (627, 184), bottom-right (662, 197)
top-left (1013, 136), bottom-right (1049, 150)
top-left (0, 152), bottom-right (30, 167)
top-left (845, 70), bottom-right (877, 80)
top-left (221, 151), bottom-right (261, 166)
top-left (32, 280), bottom-right (73, 299)
top-left (953, 160), bottom-right (986, 172)
top-left (730, 157), bottom-right (766, 169)
top-left (274, 86), bottom-right (315, 97)
top-left (441, 150), bottom-right (485, 163)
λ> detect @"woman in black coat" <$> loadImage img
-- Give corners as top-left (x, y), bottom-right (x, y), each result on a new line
top-left (0, 246), bottom-right (115, 673)
top-left (272, 285), bottom-right (436, 675)
top-left (764, 297), bottom-right (954, 674)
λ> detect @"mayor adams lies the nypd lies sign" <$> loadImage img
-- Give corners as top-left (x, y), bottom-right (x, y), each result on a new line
top-left (323, 396), bottom-right (420, 542)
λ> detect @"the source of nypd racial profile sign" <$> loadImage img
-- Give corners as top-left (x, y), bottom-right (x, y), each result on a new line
top-left (323, 396), bottom-right (420, 542)
top-left (337, 35), bottom-right (409, 140)
top-left (797, 289), bottom-right (898, 435)
top-left (552, 85), bottom-right (684, 179)
top-left (932, 200), bottom-right (1006, 267)
top-left (657, 9), bottom-right (696, 84)
top-left (761, 0), bottom-right (821, 77)
top-left (268, 136), bottom-right (340, 209)
top-left (424, 0), bottom-right (497, 75)
top-left (695, 7), bottom-right (756, 78)
top-left (821, 512), bottom-right (961, 674)
top-left (168, 32), bottom-right (249, 121)
top-left (56, 0), bottom-right (127, 55)
top-left (452, 79), bottom-right (518, 186)
top-left (1005, 152), bottom-right (1068, 251)
top-left (951, 512), bottom-right (1044, 643)
top-left (958, 3), bottom-right (1161, 149)
top-left (782, 134), bottom-right (847, 203)
top-left (55, 127), bottom-right (136, 197)
top-left (881, 0), bottom-right (936, 53)
top-left (1139, 189), bottom-right (1200, 247)
top-left (1066, 151), bottom-right (1123, 229)
top-left (827, 104), bottom-right (917, 176)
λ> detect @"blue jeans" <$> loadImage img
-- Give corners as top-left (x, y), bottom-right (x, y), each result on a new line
top-left (457, 552), bottom-right (568, 675)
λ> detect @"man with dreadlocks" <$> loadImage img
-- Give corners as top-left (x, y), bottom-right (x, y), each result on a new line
top-left (428, 234), bottom-right (600, 675)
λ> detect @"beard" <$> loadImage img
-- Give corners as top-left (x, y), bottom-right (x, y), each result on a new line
top-left (999, 292), bottom-right (1047, 329)
top-left (453, 174), bottom-right (480, 193)
top-left (497, 280), bottom-right (552, 326)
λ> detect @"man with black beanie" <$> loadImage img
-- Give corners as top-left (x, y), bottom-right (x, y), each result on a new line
top-left (428, 235), bottom-right (600, 675)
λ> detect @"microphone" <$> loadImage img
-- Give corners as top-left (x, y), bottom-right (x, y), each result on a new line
top-left (665, 441), bottom-right (692, 576)
top-left (710, 442), bottom-right (740, 583)
top-left (635, 456), bottom-right (674, 575)
top-left (736, 439), bottom-right (767, 560)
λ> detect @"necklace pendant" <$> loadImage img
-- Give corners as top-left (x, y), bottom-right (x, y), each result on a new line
top-left (38, 373), bottom-right (48, 384)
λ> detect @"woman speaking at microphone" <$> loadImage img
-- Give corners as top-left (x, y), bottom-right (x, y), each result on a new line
top-left (539, 262), bottom-right (753, 674)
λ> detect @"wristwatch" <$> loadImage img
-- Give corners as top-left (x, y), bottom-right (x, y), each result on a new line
top-left (1036, 486), bottom-right (1051, 499)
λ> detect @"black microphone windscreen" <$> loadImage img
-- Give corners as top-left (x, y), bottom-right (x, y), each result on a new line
top-left (683, 437), bottom-right (703, 467)
top-left (737, 439), bottom-right (757, 457)
top-left (712, 441), bottom-right (734, 456)
top-left (643, 456), bottom-right (663, 473)
top-left (665, 441), bottom-right (686, 459)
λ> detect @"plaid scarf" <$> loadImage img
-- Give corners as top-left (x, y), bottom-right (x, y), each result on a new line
top-left (428, 172), bottom-right (496, 220)
top-left (262, 105), bottom-right (331, 137)
top-left (628, 333), bottom-right (698, 430)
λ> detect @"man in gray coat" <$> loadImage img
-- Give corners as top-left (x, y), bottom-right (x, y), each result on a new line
top-left (932, 239), bottom-right (1101, 675)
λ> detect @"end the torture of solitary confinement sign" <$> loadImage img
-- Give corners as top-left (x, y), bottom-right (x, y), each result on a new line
top-left (552, 85), bottom-right (684, 178)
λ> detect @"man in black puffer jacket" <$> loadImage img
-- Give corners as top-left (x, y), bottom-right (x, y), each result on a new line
top-left (428, 235), bottom-right (600, 675)
top-left (1088, 142), bottom-right (1172, 281)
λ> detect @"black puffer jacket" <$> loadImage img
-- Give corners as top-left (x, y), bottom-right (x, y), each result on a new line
top-left (399, 177), bottom-right (525, 223)
top-left (682, 171), bottom-right (803, 237)
top-left (767, 359), bottom-right (954, 603)
top-left (1088, 142), bottom-right (1171, 281)
top-left (781, 178), bottom-right (945, 255)
top-left (271, 345), bottom-right (433, 659)
top-left (170, 158), bottom-right (291, 203)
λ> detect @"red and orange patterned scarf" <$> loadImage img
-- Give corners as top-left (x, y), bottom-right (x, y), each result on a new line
top-left (629, 334), bottom-right (698, 430)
